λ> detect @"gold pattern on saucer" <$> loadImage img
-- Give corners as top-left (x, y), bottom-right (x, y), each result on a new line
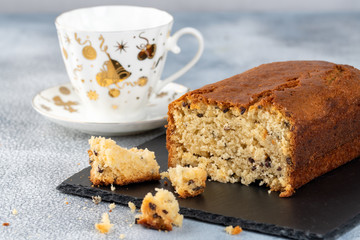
top-left (112, 105), bottom-right (118, 110)
top-left (108, 88), bottom-right (120, 98)
top-left (53, 96), bottom-right (78, 113)
top-left (96, 35), bottom-right (131, 89)
top-left (81, 79), bottom-right (85, 83)
top-left (137, 76), bottom-right (148, 87)
top-left (62, 48), bottom-right (68, 60)
top-left (59, 86), bottom-right (71, 95)
top-left (73, 65), bottom-right (83, 79)
top-left (40, 104), bottom-right (51, 111)
top-left (137, 32), bottom-right (156, 61)
top-left (87, 90), bottom-right (99, 101)
top-left (74, 33), bottom-right (97, 60)
top-left (156, 92), bottom-right (168, 98)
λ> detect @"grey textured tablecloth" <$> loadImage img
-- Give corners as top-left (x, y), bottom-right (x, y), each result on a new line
top-left (1, 12), bottom-right (360, 239)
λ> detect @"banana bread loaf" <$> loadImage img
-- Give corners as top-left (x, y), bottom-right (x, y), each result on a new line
top-left (166, 61), bottom-right (360, 197)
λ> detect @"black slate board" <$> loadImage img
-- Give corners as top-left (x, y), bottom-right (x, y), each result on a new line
top-left (57, 134), bottom-right (360, 239)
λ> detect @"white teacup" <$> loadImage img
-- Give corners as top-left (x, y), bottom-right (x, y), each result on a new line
top-left (55, 6), bottom-right (204, 122)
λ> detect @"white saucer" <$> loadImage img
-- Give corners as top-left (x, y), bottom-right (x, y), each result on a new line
top-left (32, 82), bottom-right (189, 136)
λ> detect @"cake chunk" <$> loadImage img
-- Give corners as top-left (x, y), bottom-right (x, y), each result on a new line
top-left (167, 61), bottom-right (360, 197)
top-left (161, 165), bottom-right (207, 198)
top-left (88, 136), bottom-right (160, 186)
top-left (225, 225), bottom-right (242, 235)
top-left (136, 188), bottom-right (183, 231)
top-left (95, 213), bottom-right (113, 234)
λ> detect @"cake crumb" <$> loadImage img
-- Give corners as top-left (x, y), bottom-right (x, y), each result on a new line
top-left (92, 196), bottom-right (102, 205)
top-left (111, 184), bottom-right (116, 191)
top-left (128, 201), bottom-right (136, 213)
top-left (12, 209), bottom-right (18, 215)
top-left (65, 202), bottom-right (69, 205)
top-left (95, 213), bottom-right (113, 234)
top-left (2, 223), bottom-right (9, 226)
top-left (119, 234), bottom-right (125, 239)
top-left (225, 225), bottom-right (242, 235)
top-left (109, 203), bottom-right (116, 210)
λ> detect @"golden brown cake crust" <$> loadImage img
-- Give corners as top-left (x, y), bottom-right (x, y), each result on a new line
top-left (167, 61), bottom-right (360, 196)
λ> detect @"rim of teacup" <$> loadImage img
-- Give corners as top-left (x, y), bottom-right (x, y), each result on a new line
top-left (55, 5), bottom-right (174, 33)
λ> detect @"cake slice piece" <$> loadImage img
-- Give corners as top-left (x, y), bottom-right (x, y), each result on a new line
top-left (167, 61), bottom-right (360, 197)
top-left (136, 188), bottom-right (183, 231)
top-left (88, 136), bottom-right (160, 186)
top-left (161, 165), bottom-right (207, 198)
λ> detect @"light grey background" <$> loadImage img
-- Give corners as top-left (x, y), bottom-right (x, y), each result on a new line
top-left (1, 0), bottom-right (360, 13)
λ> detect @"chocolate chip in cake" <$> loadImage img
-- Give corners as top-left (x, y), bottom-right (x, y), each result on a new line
top-left (188, 180), bottom-right (194, 185)
top-left (162, 209), bottom-right (168, 214)
top-left (197, 113), bottom-right (204, 118)
top-left (223, 108), bottom-right (229, 113)
top-left (98, 166), bottom-right (104, 173)
top-left (248, 157), bottom-right (255, 164)
top-left (283, 121), bottom-right (290, 128)
top-left (277, 167), bottom-right (282, 171)
top-left (265, 157), bottom-right (271, 168)
top-left (93, 150), bottom-right (98, 156)
top-left (153, 213), bottom-right (160, 218)
top-left (257, 105), bottom-right (263, 109)
top-left (286, 157), bottom-right (293, 165)
top-left (182, 102), bottom-right (188, 107)
top-left (149, 202), bottom-right (156, 210)
top-left (192, 186), bottom-right (204, 191)
top-left (135, 218), bottom-right (139, 224)
top-left (240, 107), bottom-right (246, 115)
top-left (251, 166), bottom-right (257, 171)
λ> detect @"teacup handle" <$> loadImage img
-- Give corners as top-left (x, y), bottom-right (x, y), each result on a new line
top-left (154, 27), bottom-right (204, 93)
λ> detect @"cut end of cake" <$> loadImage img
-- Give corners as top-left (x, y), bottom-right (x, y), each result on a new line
top-left (88, 136), bottom-right (160, 186)
top-left (167, 98), bottom-right (294, 196)
top-left (162, 165), bottom-right (207, 198)
top-left (136, 188), bottom-right (183, 231)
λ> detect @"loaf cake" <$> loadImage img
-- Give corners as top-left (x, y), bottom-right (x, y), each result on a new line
top-left (161, 165), bottom-right (207, 198)
top-left (166, 61), bottom-right (360, 197)
top-left (88, 136), bottom-right (160, 186)
top-left (136, 188), bottom-right (183, 231)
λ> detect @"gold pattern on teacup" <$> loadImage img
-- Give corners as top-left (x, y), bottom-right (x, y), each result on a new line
top-left (137, 76), bottom-right (148, 87)
top-left (74, 33), bottom-right (97, 60)
top-left (62, 48), bottom-right (68, 60)
top-left (151, 56), bottom-right (163, 70)
top-left (108, 88), bottom-right (120, 98)
top-left (112, 105), bottom-right (118, 110)
top-left (97, 35), bottom-right (132, 97)
top-left (64, 34), bottom-right (71, 44)
top-left (53, 96), bottom-right (78, 113)
top-left (73, 65), bottom-right (83, 80)
top-left (59, 86), bottom-right (71, 95)
top-left (115, 41), bottom-right (128, 53)
top-left (137, 32), bottom-right (156, 61)
top-left (87, 90), bottom-right (99, 101)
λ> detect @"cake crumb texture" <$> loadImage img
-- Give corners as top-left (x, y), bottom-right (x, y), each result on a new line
top-left (162, 165), bottom-right (207, 198)
top-left (95, 213), bottom-right (113, 234)
top-left (128, 201), bottom-right (136, 213)
top-left (225, 225), bottom-right (242, 235)
top-left (88, 136), bottom-right (160, 186)
top-left (136, 188), bottom-right (183, 231)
